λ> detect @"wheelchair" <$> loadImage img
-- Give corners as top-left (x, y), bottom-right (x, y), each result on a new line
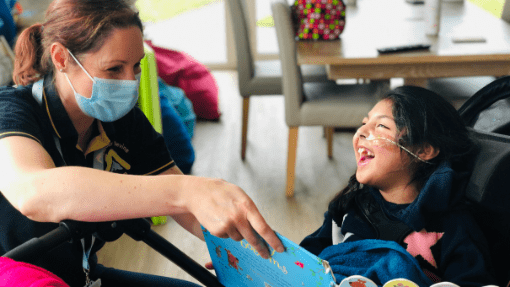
top-left (3, 77), bottom-right (510, 287)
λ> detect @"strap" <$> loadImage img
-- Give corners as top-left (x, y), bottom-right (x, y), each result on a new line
top-left (32, 79), bottom-right (66, 164)
top-left (32, 79), bottom-right (44, 105)
top-left (355, 190), bottom-right (413, 245)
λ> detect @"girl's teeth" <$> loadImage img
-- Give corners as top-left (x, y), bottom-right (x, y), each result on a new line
top-left (358, 147), bottom-right (374, 157)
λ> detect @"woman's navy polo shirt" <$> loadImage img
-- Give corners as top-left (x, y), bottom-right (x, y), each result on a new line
top-left (0, 77), bottom-right (175, 287)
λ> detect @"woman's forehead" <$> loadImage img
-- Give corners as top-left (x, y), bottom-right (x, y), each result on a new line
top-left (82, 26), bottom-right (144, 64)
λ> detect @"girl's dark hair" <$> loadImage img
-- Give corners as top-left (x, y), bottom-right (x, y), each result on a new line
top-left (13, 0), bottom-right (143, 86)
top-left (328, 86), bottom-right (473, 221)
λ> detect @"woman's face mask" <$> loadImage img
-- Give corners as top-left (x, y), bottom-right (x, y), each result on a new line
top-left (63, 49), bottom-right (141, 122)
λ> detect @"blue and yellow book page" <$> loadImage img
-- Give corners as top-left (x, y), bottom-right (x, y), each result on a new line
top-left (202, 227), bottom-right (336, 287)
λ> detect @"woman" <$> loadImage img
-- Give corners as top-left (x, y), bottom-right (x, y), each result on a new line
top-left (299, 87), bottom-right (497, 286)
top-left (0, 0), bottom-right (283, 286)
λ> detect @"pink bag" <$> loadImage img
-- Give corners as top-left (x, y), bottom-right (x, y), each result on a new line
top-left (146, 41), bottom-right (221, 120)
top-left (0, 257), bottom-right (70, 287)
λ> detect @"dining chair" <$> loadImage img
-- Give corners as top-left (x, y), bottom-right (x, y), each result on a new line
top-left (226, 0), bottom-right (332, 160)
top-left (502, 0), bottom-right (510, 22)
top-left (271, 0), bottom-right (390, 197)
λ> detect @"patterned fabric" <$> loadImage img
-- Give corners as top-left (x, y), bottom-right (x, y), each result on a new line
top-left (292, 0), bottom-right (346, 40)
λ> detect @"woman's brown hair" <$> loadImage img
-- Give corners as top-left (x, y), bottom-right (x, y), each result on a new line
top-left (13, 0), bottom-right (143, 86)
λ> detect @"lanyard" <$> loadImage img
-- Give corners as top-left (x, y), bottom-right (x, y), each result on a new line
top-left (32, 79), bottom-right (66, 164)
top-left (32, 79), bottom-right (101, 286)
top-left (81, 236), bottom-right (96, 285)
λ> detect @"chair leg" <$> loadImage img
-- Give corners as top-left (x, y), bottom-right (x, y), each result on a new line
top-left (241, 97), bottom-right (250, 160)
top-left (286, 127), bottom-right (299, 197)
top-left (326, 126), bottom-right (334, 159)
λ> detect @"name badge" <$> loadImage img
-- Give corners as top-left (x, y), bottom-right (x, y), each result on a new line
top-left (85, 278), bottom-right (101, 287)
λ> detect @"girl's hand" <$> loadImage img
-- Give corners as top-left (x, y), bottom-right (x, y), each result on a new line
top-left (184, 177), bottom-right (284, 259)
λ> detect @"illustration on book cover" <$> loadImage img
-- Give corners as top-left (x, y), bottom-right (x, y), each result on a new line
top-left (202, 227), bottom-right (337, 287)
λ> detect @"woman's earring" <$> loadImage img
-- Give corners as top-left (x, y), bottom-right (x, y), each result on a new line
top-left (60, 69), bottom-right (63, 72)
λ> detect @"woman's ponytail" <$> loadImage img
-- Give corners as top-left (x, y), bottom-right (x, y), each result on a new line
top-left (13, 23), bottom-right (45, 86)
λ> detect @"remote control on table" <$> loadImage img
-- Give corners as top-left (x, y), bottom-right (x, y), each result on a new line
top-left (377, 44), bottom-right (431, 54)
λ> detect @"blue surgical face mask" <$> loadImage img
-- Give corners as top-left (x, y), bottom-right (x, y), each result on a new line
top-left (63, 49), bottom-right (141, 122)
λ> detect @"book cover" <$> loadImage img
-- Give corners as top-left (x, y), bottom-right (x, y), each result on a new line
top-left (202, 227), bottom-right (337, 287)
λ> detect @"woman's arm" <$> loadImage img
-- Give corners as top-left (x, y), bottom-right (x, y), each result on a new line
top-left (160, 165), bottom-right (204, 240)
top-left (0, 136), bottom-right (283, 258)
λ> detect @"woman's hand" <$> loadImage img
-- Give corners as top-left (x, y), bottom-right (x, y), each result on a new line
top-left (205, 262), bottom-right (214, 270)
top-left (183, 177), bottom-right (284, 259)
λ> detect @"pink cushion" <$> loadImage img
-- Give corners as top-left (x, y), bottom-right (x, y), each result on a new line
top-left (0, 257), bottom-right (70, 287)
top-left (146, 41), bottom-right (221, 120)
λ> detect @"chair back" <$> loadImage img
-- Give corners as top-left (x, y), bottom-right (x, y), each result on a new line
top-left (462, 129), bottom-right (510, 286)
top-left (226, 0), bottom-right (255, 92)
top-left (271, 0), bottom-right (305, 126)
top-left (458, 76), bottom-right (510, 135)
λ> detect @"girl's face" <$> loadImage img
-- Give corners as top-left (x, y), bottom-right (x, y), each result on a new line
top-left (353, 99), bottom-right (414, 192)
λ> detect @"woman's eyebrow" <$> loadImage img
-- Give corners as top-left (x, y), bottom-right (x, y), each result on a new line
top-left (100, 54), bottom-right (146, 65)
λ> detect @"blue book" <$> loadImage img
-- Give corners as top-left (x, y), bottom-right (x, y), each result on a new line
top-left (202, 227), bottom-right (337, 287)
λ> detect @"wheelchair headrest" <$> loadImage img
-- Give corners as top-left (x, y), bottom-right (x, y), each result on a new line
top-left (464, 128), bottom-right (510, 215)
top-left (458, 76), bottom-right (510, 134)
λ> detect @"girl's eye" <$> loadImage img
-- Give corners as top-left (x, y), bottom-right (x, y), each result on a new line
top-left (377, 124), bottom-right (389, 129)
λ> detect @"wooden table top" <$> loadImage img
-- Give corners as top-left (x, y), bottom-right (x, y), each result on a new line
top-left (297, 0), bottom-right (510, 66)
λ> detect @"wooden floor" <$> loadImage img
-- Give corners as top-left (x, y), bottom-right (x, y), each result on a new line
top-left (96, 70), bottom-right (358, 285)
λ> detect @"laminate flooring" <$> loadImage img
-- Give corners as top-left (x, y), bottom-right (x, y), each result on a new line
top-left (96, 70), bottom-right (359, 285)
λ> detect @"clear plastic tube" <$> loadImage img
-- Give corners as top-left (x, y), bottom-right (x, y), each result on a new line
top-left (365, 134), bottom-right (432, 164)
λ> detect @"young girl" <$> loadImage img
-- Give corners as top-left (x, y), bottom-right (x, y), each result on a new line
top-left (300, 86), bottom-right (497, 286)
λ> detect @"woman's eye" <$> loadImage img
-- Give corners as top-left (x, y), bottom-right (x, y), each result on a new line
top-left (377, 124), bottom-right (389, 129)
top-left (134, 63), bottom-right (142, 73)
top-left (108, 66), bottom-right (122, 72)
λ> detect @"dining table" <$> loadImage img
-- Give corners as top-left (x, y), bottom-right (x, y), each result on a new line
top-left (296, 0), bottom-right (510, 87)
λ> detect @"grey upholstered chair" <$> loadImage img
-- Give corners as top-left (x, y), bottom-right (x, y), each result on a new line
top-left (271, 0), bottom-right (390, 197)
top-left (226, 0), bottom-right (332, 160)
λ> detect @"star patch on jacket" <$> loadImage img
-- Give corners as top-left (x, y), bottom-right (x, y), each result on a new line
top-left (404, 229), bottom-right (444, 281)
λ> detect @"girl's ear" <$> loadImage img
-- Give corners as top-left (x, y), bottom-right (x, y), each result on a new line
top-left (418, 143), bottom-right (440, 161)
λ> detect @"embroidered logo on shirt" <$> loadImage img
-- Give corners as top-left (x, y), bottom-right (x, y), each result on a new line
top-left (93, 145), bottom-right (131, 173)
top-left (403, 229), bottom-right (444, 268)
top-left (105, 149), bottom-right (131, 172)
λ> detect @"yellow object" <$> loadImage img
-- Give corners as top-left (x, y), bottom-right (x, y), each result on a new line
top-left (256, 15), bottom-right (274, 27)
top-left (138, 42), bottom-right (167, 225)
top-left (468, 0), bottom-right (504, 18)
top-left (136, 0), bottom-right (220, 23)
